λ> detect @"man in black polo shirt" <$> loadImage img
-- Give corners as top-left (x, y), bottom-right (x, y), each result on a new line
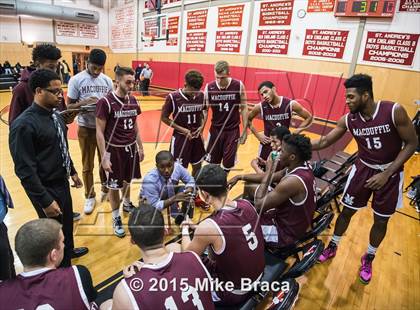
top-left (9, 69), bottom-right (87, 266)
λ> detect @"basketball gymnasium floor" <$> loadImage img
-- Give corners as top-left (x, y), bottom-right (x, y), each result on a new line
top-left (0, 90), bottom-right (419, 309)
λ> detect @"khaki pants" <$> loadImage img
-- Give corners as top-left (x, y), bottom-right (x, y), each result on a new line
top-left (77, 126), bottom-right (107, 199)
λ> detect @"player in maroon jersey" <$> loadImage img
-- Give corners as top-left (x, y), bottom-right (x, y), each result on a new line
top-left (254, 134), bottom-right (316, 249)
top-left (204, 60), bottom-right (248, 172)
top-left (227, 126), bottom-right (290, 202)
top-left (0, 219), bottom-right (96, 309)
top-left (96, 67), bottom-right (144, 238)
top-left (312, 74), bottom-right (417, 284)
top-left (161, 70), bottom-right (207, 177)
top-left (181, 164), bottom-right (265, 307)
top-left (106, 204), bottom-right (215, 310)
top-left (248, 80), bottom-right (313, 163)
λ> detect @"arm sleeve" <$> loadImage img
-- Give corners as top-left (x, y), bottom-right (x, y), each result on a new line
top-left (140, 176), bottom-right (165, 211)
top-left (178, 164), bottom-right (195, 188)
top-left (8, 86), bottom-right (27, 124)
top-left (75, 265), bottom-right (97, 303)
top-left (66, 76), bottom-right (79, 100)
top-left (9, 122), bottom-right (54, 208)
top-left (161, 94), bottom-right (174, 118)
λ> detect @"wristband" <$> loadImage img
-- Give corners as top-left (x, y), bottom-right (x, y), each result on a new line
top-left (182, 226), bottom-right (189, 236)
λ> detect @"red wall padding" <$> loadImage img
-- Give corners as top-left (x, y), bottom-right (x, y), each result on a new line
top-left (133, 60), bottom-right (348, 121)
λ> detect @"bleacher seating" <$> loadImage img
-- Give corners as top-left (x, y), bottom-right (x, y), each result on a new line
top-left (0, 73), bottom-right (18, 91)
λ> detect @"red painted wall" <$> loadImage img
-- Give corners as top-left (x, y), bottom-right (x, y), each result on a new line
top-left (133, 60), bottom-right (348, 121)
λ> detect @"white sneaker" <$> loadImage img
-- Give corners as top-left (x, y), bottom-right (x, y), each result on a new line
top-left (113, 216), bottom-right (126, 238)
top-left (407, 188), bottom-right (417, 199)
top-left (84, 198), bottom-right (96, 214)
top-left (100, 191), bottom-right (109, 203)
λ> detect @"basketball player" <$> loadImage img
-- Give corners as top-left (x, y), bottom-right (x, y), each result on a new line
top-left (248, 80), bottom-right (313, 161)
top-left (228, 126), bottom-right (290, 202)
top-left (108, 205), bottom-right (214, 310)
top-left (312, 74), bottom-right (417, 284)
top-left (96, 67), bottom-right (144, 238)
top-left (161, 70), bottom-right (206, 177)
top-left (181, 164), bottom-right (265, 306)
top-left (9, 44), bottom-right (67, 124)
top-left (250, 125), bottom-right (291, 174)
top-left (67, 49), bottom-right (113, 214)
top-left (204, 60), bottom-right (248, 172)
top-left (254, 134), bottom-right (316, 249)
top-left (0, 219), bottom-right (96, 309)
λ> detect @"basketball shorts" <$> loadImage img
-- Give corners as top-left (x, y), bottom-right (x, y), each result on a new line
top-left (201, 256), bottom-right (252, 306)
top-left (340, 159), bottom-right (404, 217)
top-left (170, 132), bottom-right (206, 168)
top-left (206, 126), bottom-right (240, 170)
top-left (104, 143), bottom-right (141, 190)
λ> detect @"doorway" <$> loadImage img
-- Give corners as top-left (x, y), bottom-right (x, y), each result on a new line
top-left (71, 53), bottom-right (89, 75)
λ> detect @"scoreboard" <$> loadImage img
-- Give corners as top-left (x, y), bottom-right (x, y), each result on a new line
top-left (335, 0), bottom-right (397, 17)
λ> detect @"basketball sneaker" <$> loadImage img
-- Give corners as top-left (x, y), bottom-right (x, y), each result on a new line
top-left (195, 196), bottom-right (210, 211)
top-left (407, 188), bottom-right (417, 199)
top-left (84, 198), bottom-right (96, 214)
top-left (317, 242), bottom-right (337, 263)
top-left (73, 212), bottom-right (81, 222)
top-left (359, 254), bottom-right (374, 284)
top-left (113, 216), bottom-right (126, 238)
top-left (123, 202), bottom-right (136, 213)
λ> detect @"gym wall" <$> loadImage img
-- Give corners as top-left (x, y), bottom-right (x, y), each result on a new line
top-left (0, 0), bottom-right (419, 120)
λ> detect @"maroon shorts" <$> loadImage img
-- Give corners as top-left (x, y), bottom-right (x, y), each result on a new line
top-left (258, 143), bottom-right (272, 160)
top-left (202, 256), bottom-right (251, 306)
top-left (170, 132), bottom-right (206, 168)
top-left (341, 159), bottom-right (404, 217)
top-left (206, 126), bottom-right (240, 170)
top-left (105, 143), bottom-right (141, 190)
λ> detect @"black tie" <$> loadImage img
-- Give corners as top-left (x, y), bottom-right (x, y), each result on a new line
top-left (52, 111), bottom-right (71, 177)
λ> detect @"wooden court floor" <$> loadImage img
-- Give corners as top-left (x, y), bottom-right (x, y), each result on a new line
top-left (0, 91), bottom-right (419, 309)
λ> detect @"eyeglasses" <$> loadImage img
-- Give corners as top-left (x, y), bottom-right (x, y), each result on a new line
top-left (43, 88), bottom-right (63, 96)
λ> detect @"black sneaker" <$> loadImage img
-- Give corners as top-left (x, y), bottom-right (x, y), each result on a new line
top-left (71, 247), bottom-right (88, 258)
top-left (73, 212), bottom-right (81, 222)
top-left (123, 202), bottom-right (136, 213)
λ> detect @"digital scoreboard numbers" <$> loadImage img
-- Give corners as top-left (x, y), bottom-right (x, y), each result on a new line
top-left (335, 0), bottom-right (396, 17)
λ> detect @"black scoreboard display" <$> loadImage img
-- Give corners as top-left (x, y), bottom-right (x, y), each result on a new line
top-left (335, 0), bottom-right (396, 17)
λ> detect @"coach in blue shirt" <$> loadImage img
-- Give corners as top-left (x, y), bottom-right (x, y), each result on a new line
top-left (0, 175), bottom-right (15, 280)
top-left (140, 151), bottom-right (195, 218)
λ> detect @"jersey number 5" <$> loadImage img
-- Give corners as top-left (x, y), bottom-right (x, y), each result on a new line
top-left (242, 223), bottom-right (258, 251)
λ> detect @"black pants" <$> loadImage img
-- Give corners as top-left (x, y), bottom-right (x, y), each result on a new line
top-left (0, 222), bottom-right (16, 280)
top-left (141, 78), bottom-right (150, 96)
top-left (33, 179), bottom-right (74, 267)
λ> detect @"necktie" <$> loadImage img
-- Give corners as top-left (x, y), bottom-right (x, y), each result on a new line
top-left (51, 112), bottom-right (71, 177)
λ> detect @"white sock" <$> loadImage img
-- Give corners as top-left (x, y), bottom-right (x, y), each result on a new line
top-left (367, 244), bottom-right (377, 256)
top-left (123, 197), bottom-right (131, 205)
top-left (331, 235), bottom-right (342, 246)
top-left (112, 209), bottom-right (120, 219)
